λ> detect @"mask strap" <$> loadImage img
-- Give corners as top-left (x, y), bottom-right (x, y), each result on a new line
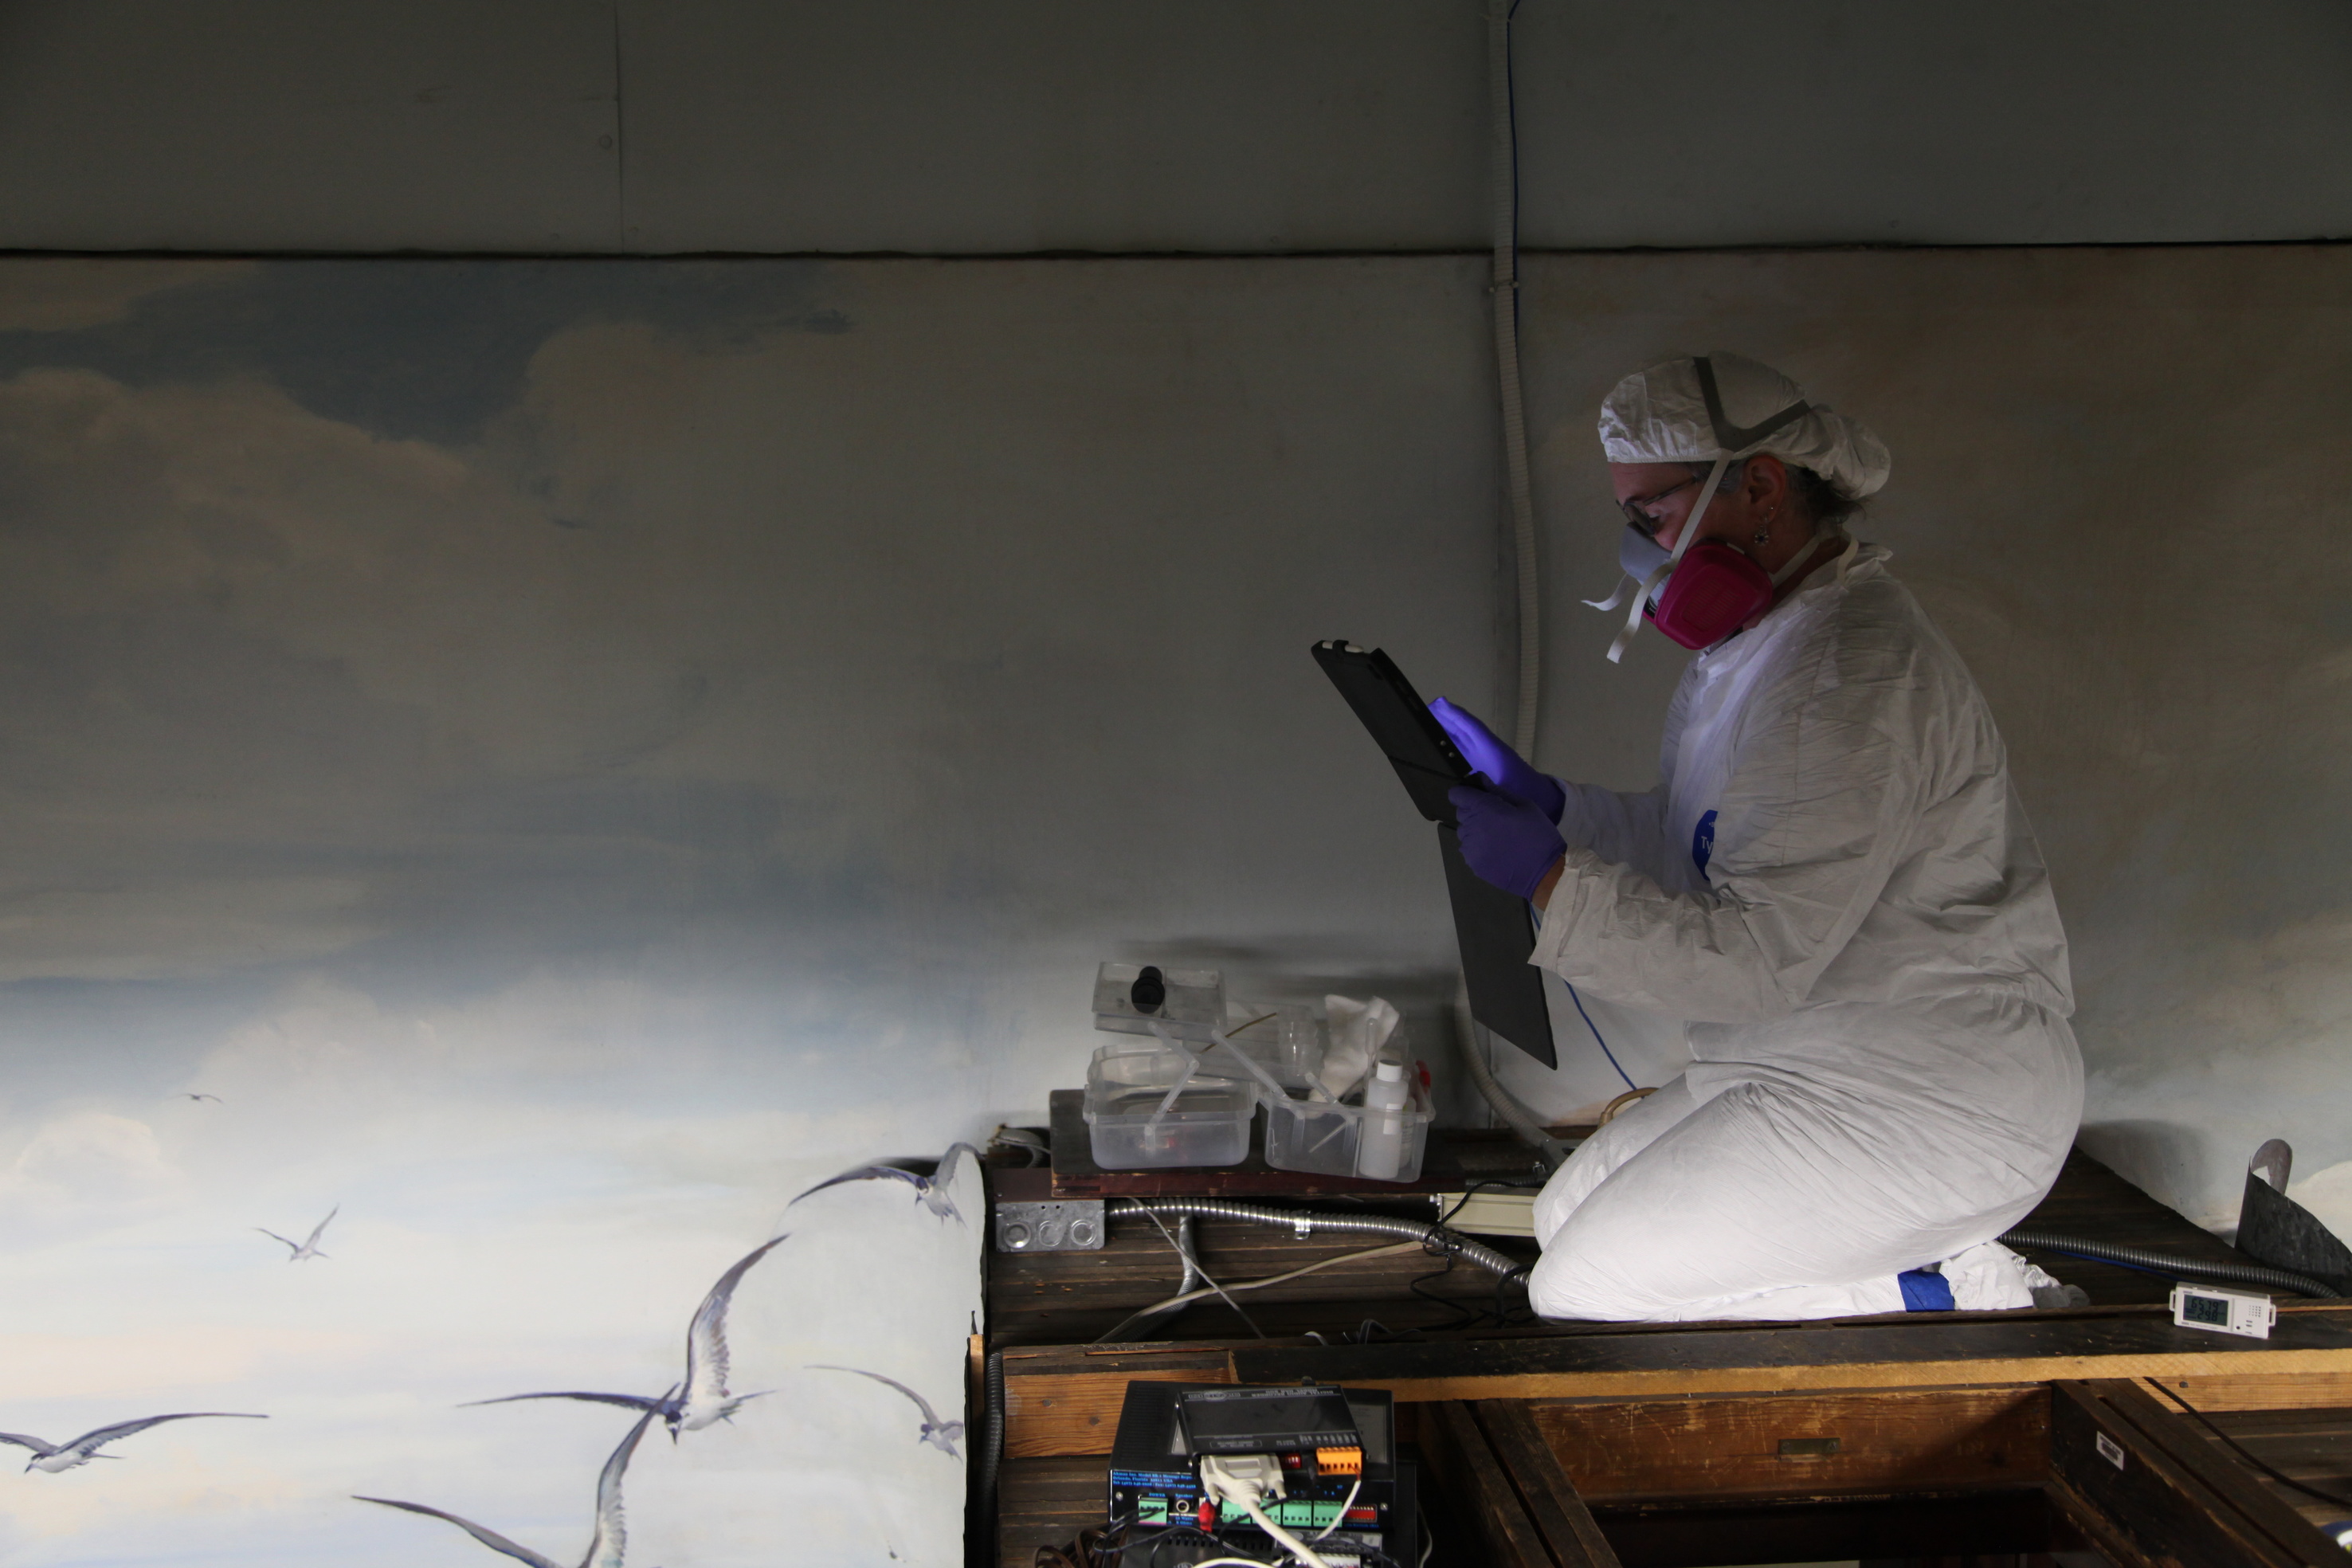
top-left (1587, 356), bottom-right (1816, 664)
top-left (1582, 575), bottom-right (1633, 613)
top-left (1766, 524), bottom-right (1825, 588)
top-left (1601, 453), bottom-right (1730, 664)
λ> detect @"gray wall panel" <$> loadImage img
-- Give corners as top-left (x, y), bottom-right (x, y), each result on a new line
top-left (3, 2), bottom-right (2349, 253)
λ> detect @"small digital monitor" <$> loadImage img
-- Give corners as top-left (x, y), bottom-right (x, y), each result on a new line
top-left (1178, 1386), bottom-right (1360, 1455)
top-left (2180, 1292), bottom-right (2231, 1327)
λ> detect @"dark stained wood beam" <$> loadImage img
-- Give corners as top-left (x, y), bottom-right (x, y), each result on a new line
top-left (1419, 1399), bottom-right (1606, 1567)
top-left (2048, 1378), bottom-right (2346, 1566)
top-left (1473, 1400), bottom-right (1626, 1565)
top-left (1002, 1315), bottom-right (2352, 1456)
top-left (1523, 1385), bottom-right (2047, 1503)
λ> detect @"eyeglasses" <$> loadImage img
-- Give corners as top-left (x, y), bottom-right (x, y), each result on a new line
top-left (1617, 475), bottom-right (1701, 539)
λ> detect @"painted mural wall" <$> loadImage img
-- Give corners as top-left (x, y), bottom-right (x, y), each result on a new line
top-left (0, 255), bottom-right (1502, 1565)
top-left (2, 243), bottom-right (2346, 1560)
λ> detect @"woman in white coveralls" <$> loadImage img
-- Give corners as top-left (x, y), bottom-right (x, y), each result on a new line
top-left (1437, 352), bottom-right (2083, 1321)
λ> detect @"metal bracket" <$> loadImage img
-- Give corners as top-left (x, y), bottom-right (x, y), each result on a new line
top-left (994, 1199), bottom-right (1105, 1252)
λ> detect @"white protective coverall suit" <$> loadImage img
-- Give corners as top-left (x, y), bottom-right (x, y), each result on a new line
top-left (1527, 355), bottom-right (2083, 1322)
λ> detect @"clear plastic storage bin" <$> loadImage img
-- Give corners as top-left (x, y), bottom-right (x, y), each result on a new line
top-left (1092, 962), bottom-right (1226, 1044)
top-left (1084, 1043), bottom-right (1255, 1170)
top-left (1261, 1076), bottom-right (1434, 1182)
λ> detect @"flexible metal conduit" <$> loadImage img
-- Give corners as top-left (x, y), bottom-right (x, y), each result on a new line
top-left (1108, 1197), bottom-right (1524, 1280)
top-left (2000, 1229), bottom-right (2336, 1299)
top-left (974, 1348), bottom-right (1005, 1568)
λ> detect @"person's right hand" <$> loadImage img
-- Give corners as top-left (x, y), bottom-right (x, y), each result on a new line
top-left (1429, 697), bottom-right (1564, 823)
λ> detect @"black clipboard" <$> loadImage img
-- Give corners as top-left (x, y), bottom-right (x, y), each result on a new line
top-left (1311, 641), bottom-right (1556, 1068)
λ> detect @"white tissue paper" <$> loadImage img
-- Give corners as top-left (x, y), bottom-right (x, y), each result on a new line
top-left (1320, 994), bottom-right (1400, 1100)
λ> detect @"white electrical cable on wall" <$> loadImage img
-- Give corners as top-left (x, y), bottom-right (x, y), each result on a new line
top-left (1487, 0), bottom-right (1540, 760)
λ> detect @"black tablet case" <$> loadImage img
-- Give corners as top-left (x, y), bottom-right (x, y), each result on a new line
top-left (1311, 641), bottom-right (1555, 1068)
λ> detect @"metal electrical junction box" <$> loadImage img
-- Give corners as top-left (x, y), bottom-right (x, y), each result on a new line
top-left (994, 1198), bottom-right (1104, 1252)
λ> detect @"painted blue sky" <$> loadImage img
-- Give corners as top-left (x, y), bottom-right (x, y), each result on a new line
top-left (0, 255), bottom-right (1497, 1565)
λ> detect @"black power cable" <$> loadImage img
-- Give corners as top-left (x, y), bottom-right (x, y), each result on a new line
top-left (2149, 1380), bottom-right (2352, 1515)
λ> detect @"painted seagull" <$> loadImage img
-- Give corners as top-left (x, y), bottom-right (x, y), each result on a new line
top-left (808, 1366), bottom-right (964, 1458)
top-left (790, 1142), bottom-right (980, 1225)
top-left (466, 1235), bottom-right (786, 1441)
top-left (0, 1413), bottom-right (266, 1473)
top-left (257, 1204), bottom-right (337, 1262)
top-left (359, 1408), bottom-right (651, 1568)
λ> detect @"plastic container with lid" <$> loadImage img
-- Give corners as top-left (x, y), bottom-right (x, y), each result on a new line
top-left (1260, 1060), bottom-right (1434, 1183)
top-left (1083, 1041), bottom-right (1255, 1170)
top-left (1092, 962), bottom-right (1225, 1044)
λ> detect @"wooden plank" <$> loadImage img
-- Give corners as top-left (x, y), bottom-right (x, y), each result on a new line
top-left (2007, 1148), bottom-right (2261, 1305)
top-left (2198, 1406), bottom-right (2352, 1532)
top-left (1001, 1346), bottom-right (1236, 1458)
top-left (1473, 1400), bottom-right (1624, 1566)
top-left (2048, 1378), bottom-right (2335, 1567)
top-left (2096, 1378), bottom-right (2352, 1559)
top-left (989, 1209), bottom-right (1519, 1347)
top-left (1523, 1384), bottom-right (2046, 1503)
top-left (1225, 1311), bottom-right (2352, 1404)
top-left (1592, 1488), bottom-right (2054, 1567)
top-left (995, 1456), bottom-right (1107, 1568)
top-left (1001, 1318), bottom-right (2352, 1456)
top-left (1418, 1400), bottom-right (1558, 1568)
top-left (2166, 1370), bottom-right (2352, 1411)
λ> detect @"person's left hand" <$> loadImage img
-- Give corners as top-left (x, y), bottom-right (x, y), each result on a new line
top-left (1429, 697), bottom-right (1565, 823)
top-left (1448, 779), bottom-right (1566, 902)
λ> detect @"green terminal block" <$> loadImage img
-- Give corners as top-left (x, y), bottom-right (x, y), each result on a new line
top-left (1135, 1496), bottom-right (1167, 1525)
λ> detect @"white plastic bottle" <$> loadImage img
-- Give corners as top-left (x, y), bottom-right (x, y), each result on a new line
top-left (1355, 1060), bottom-right (1412, 1181)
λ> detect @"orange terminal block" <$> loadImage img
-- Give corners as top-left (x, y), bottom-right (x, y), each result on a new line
top-left (1313, 1446), bottom-right (1362, 1476)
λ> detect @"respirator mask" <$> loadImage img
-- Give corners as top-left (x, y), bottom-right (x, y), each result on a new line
top-left (1603, 511), bottom-right (1827, 653)
top-left (1585, 357), bottom-right (1830, 662)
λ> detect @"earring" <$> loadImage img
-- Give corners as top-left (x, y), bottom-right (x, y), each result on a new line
top-left (1751, 527), bottom-right (1772, 544)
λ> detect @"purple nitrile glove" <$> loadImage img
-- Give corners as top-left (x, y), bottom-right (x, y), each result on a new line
top-left (1429, 697), bottom-right (1565, 823)
top-left (1448, 779), bottom-right (1567, 902)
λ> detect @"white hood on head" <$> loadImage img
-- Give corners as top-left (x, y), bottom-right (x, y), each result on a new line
top-left (1598, 351), bottom-right (1891, 500)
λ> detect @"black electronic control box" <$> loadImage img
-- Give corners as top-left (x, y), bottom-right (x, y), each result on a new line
top-left (1105, 1381), bottom-right (1414, 1566)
